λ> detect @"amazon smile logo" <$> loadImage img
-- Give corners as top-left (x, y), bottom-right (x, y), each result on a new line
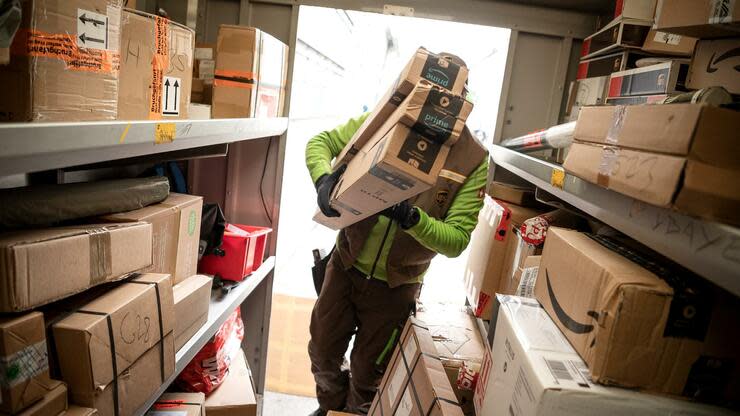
top-left (546, 270), bottom-right (599, 335)
top-left (706, 46), bottom-right (740, 73)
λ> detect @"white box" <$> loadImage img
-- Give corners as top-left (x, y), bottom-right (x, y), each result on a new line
top-left (474, 295), bottom-right (734, 416)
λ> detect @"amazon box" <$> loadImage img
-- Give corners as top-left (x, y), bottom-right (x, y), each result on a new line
top-left (205, 349), bottom-right (257, 416)
top-left (641, 29), bottom-right (696, 56)
top-left (63, 406), bottom-right (98, 416)
top-left (463, 196), bottom-right (544, 320)
top-left (100, 193), bottom-right (202, 285)
top-left (173, 274), bottom-right (212, 351)
top-left (0, 312), bottom-right (53, 414)
top-left (369, 317), bottom-right (463, 416)
top-left (11, 380), bottom-right (67, 416)
top-left (0, 0), bottom-right (122, 121)
top-left (118, 9), bottom-right (194, 120)
top-left (654, 0), bottom-right (740, 38)
top-left (688, 38), bottom-right (740, 95)
top-left (335, 48), bottom-right (469, 166)
top-left (534, 228), bottom-right (740, 400)
top-left (150, 392), bottom-right (205, 416)
top-left (53, 273), bottom-right (175, 416)
top-left (0, 222), bottom-right (152, 312)
top-left (474, 295), bottom-right (736, 416)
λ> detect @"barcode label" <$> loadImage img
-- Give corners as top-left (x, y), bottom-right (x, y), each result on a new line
top-left (570, 359), bottom-right (593, 387)
top-left (545, 359), bottom-right (573, 382)
top-left (709, 0), bottom-right (735, 23)
top-left (653, 31), bottom-right (681, 45)
top-left (516, 266), bottom-right (539, 298)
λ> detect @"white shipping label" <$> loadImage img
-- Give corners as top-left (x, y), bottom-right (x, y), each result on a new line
top-left (396, 387), bottom-right (415, 416)
top-left (709, 0), bottom-right (736, 23)
top-left (77, 9), bottom-right (109, 50)
top-left (653, 31), bottom-right (682, 45)
top-left (0, 341), bottom-right (48, 388)
top-left (516, 266), bottom-right (540, 298)
top-left (162, 76), bottom-right (182, 116)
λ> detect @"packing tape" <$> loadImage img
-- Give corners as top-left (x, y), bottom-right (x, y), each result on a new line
top-left (11, 29), bottom-right (120, 74)
top-left (215, 69), bottom-right (256, 80)
top-left (88, 228), bottom-right (112, 285)
top-left (494, 200), bottom-right (512, 242)
top-left (128, 280), bottom-right (166, 383)
top-left (597, 146), bottom-right (620, 188)
top-left (213, 78), bottom-right (255, 89)
top-left (0, 340), bottom-right (49, 389)
top-left (605, 105), bottom-right (626, 145)
top-left (148, 16), bottom-right (170, 120)
top-left (439, 169), bottom-right (467, 184)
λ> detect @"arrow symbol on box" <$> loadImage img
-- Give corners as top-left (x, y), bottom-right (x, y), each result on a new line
top-left (173, 80), bottom-right (179, 111)
top-left (164, 79), bottom-right (171, 110)
top-left (79, 13), bottom-right (105, 27)
top-left (78, 33), bottom-right (104, 44)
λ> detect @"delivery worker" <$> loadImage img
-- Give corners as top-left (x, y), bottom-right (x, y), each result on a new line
top-left (305, 55), bottom-right (488, 416)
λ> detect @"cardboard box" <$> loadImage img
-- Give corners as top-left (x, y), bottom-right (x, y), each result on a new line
top-left (0, 312), bottom-right (53, 414)
top-left (566, 76), bottom-right (609, 122)
top-left (314, 123), bottom-right (451, 230)
top-left (415, 303), bottom-right (486, 415)
top-left (150, 392), bottom-right (205, 416)
top-left (205, 349), bottom-right (257, 416)
top-left (580, 16), bottom-right (652, 59)
top-left (118, 9), bottom-right (194, 120)
top-left (607, 60), bottom-right (688, 98)
top-left (334, 48), bottom-right (469, 166)
top-left (605, 94), bottom-right (668, 105)
top-left (0, 0), bottom-right (122, 121)
top-left (255, 30), bottom-right (288, 118)
top-left (0, 222), bottom-right (152, 312)
top-left (194, 45), bottom-right (213, 60)
top-left (189, 103), bottom-right (211, 120)
top-left (463, 196), bottom-right (543, 320)
top-left (487, 182), bottom-right (536, 207)
top-left (688, 38), bottom-right (740, 95)
top-left (11, 380), bottom-right (67, 416)
top-left (369, 317), bottom-right (463, 416)
top-left (173, 274), bottom-right (212, 351)
top-left (100, 193), bottom-right (202, 285)
top-left (63, 406), bottom-right (98, 416)
top-left (641, 29), bottom-right (696, 56)
top-left (195, 59), bottom-right (215, 80)
top-left (474, 295), bottom-right (736, 416)
top-left (654, 0), bottom-right (740, 38)
top-left (614, 0), bottom-right (657, 20)
top-left (534, 228), bottom-right (740, 399)
top-left (53, 273), bottom-right (175, 416)
top-left (576, 50), bottom-right (652, 80)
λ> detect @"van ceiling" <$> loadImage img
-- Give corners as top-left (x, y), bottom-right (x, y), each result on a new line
top-left (501, 0), bottom-right (615, 15)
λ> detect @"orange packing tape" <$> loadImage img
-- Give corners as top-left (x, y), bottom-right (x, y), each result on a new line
top-left (148, 16), bottom-right (170, 120)
top-left (214, 78), bottom-right (255, 89)
top-left (215, 69), bottom-right (257, 80)
top-left (11, 29), bottom-right (120, 74)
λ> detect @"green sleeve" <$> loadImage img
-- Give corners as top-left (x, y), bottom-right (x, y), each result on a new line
top-left (305, 113), bottom-right (370, 184)
top-left (406, 158), bottom-right (489, 257)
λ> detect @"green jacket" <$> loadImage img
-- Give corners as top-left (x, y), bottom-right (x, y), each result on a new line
top-left (306, 113), bottom-right (488, 282)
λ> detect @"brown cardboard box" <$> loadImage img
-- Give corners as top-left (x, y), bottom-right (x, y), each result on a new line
top-left (191, 78), bottom-right (213, 104)
top-left (213, 25), bottom-right (259, 118)
top-left (533, 228), bottom-right (740, 399)
top-left (205, 349), bottom-right (257, 416)
top-left (0, 312), bottom-right (52, 414)
top-left (173, 274), bottom-right (212, 351)
top-left (63, 406), bottom-right (98, 416)
top-left (654, 0), bottom-right (740, 38)
top-left (53, 273), bottom-right (174, 416)
top-left (9, 380), bottom-right (66, 416)
top-left (194, 45), bottom-right (214, 60)
top-left (463, 197), bottom-right (543, 320)
top-left (194, 59), bottom-right (215, 80)
top-left (314, 123), bottom-right (450, 230)
top-left (614, 0), bottom-right (657, 20)
top-left (255, 30), bottom-right (288, 118)
top-left (641, 29), bottom-right (696, 56)
top-left (487, 181), bottom-right (536, 207)
top-left (369, 317), bottom-right (463, 416)
top-left (150, 392), bottom-right (205, 416)
top-left (0, 0), bottom-right (122, 121)
top-left (118, 9), bottom-right (194, 120)
top-left (688, 38), bottom-right (740, 95)
top-left (100, 193), bottom-right (202, 285)
top-left (0, 222), bottom-right (152, 312)
top-left (415, 304), bottom-right (486, 415)
top-left (508, 255), bottom-right (541, 298)
top-left (335, 48), bottom-right (469, 166)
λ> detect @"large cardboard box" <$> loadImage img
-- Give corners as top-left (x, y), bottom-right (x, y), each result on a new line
top-left (487, 182), bottom-right (536, 207)
top-left (63, 406), bottom-right (98, 416)
top-left (688, 38), bottom-right (740, 95)
top-left (474, 295), bottom-right (736, 416)
top-left (205, 349), bottom-right (257, 416)
top-left (533, 228), bottom-right (740, 399)
top-left (12, 380), bottom-right (67, 416)
top-left (118, 9), bottom-right (194, 120)
top-left (190, 78), bottom-right (213, 104)
top-left (0, 312), bottom-right (52, 414)
top-left (255, 30), bottom-right (288, 118)
top-left (607, 60), bottom-right (688, 98)
top-left (0, 0), bottom-right (122, 121)
top-left (654, 0), bottom-right (740, 38)
top-left (150, 392), bottom-right (205, 416)
top-left (416, 303), bottom-right (486, 415)
top-left (335, 48), bottom-right (469, 166)
top-left (53, 273), bottom-right (175, 416)
top-left (0, 222), bottom-right (152, 312)
top-left (463, 196), bottom-right (543, 320)
top-left (641, 29), bottom-right (696, 56)
top-left (369, 317), bottom-right (463, 416)
top-left (314, 123), bottom-right (451, 230)
top-left (173, 274), bottom-right (212, 351)
top-left (100, 193), bottom-right (202, 285)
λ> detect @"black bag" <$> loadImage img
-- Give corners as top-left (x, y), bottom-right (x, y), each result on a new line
top-left (199, 204), bottom-right (226, 259)
top-left (312, 247), bottom-right (334, 296)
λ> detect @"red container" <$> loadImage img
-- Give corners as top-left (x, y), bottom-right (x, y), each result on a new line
top-left (199, 223), bottom-right (272, 281)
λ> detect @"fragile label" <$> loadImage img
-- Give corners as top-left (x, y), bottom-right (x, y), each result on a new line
top-left (77, 9), bottom-right (109, 50)
top-left (709, 0), bottom-right (736, 23)
top-left (0, 341), bottom-right (48, 388)
top-left (155, 123), bottom-right (176, 144)
top-left (653, 31), bottom-right (682, 45)
top-left (162, 76), bottom-right (181, 116)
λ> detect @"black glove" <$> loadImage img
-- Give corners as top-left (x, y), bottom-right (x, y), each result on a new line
top-left (315, 164), bottom-right (347, 217)
top-left (381, 200), bottom-right (421, 229)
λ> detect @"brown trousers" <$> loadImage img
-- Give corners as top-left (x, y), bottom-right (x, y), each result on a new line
top-left (308, 253), bottom-right (420, 413)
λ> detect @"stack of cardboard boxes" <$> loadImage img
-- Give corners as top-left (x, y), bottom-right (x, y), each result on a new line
top-left (190, 44), bottom-right (215, 119)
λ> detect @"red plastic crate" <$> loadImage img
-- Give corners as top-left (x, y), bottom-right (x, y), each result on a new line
top-left (198, 224), bottom-right (272, 281)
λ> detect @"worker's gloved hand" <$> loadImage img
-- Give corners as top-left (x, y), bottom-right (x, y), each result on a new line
top-left (315, 164), bottom-right (346, 217)
top-left (382, 200), bottom-right (421, 229)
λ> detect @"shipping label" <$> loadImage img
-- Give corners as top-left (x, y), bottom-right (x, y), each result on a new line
top-left (516, 266), bottom-right (539, 298)
top-left (653, 31), bottom-right (682, 45)
top-left (0, 341), bottom-right (48, 388)
top-left (77, 9), bottom-right (109, 50)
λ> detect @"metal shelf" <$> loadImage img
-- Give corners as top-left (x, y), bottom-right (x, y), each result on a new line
top-left (0, 118), bottom-right (288, 176)
top-left (489, 144), bottom-right (740, 297)
top-left (134, 257), bottom-right (275, 416)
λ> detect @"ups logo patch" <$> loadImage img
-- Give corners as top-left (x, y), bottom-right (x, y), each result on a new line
top-left (435, 190), bottom-right (449, 207)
